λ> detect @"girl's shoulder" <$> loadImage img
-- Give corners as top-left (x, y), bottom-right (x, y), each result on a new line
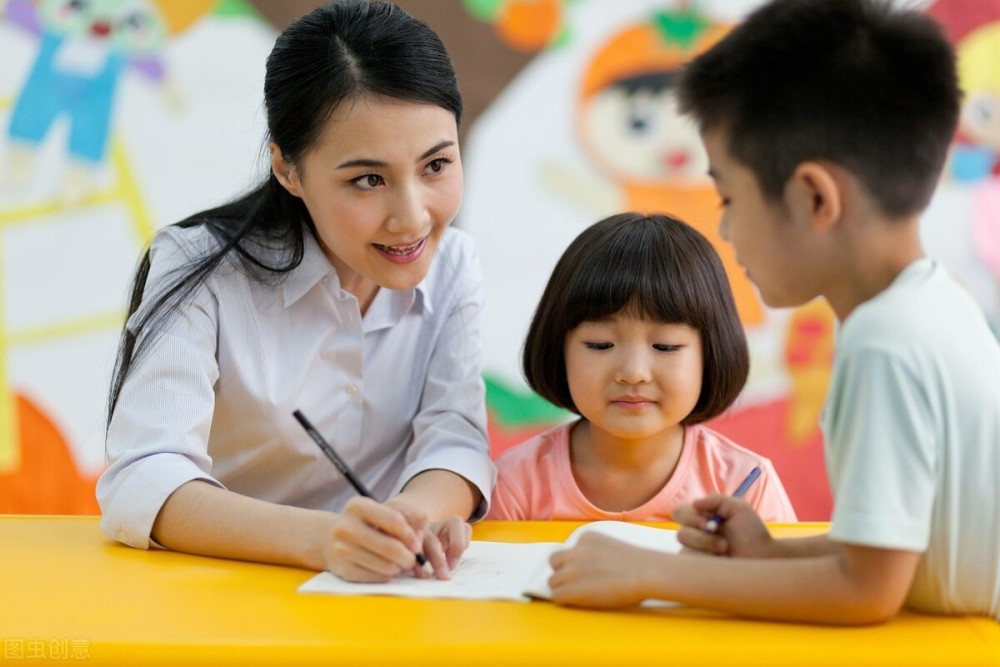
top-left (687, 423), bottom-right (773, 465)
top-left (494, 421), bottom-right (573, 469)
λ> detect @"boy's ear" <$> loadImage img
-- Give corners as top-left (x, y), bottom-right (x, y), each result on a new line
top-left (270, 142), bottom-right (303, 198)
top-left (786, 162), bottom-right (842, 232)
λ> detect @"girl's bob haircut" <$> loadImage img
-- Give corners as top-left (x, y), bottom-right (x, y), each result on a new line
top-left (522, 212), bottom-right (749, 424)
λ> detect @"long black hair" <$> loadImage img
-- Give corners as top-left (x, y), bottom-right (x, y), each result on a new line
top-left (107, 0), bottom-right (463, 423)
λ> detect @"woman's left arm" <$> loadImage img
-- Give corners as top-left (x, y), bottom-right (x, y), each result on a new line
top-left (396, 231), bottom-right (495, 520)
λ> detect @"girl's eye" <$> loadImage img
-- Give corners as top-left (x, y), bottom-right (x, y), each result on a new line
top-left (718, 197), bottom-right (731, 209)
top-left (352, 174), bottom-right (384, 190)
top-left (584, 342), bottom-right (613, 350)
top-left (425, 157), bottom-right (452, 175)
top-left (653, 344), bottom-right (682, 352)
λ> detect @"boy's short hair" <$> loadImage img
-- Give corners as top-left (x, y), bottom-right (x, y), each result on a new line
top-left (678, 0), bottom-right (961, 219)
top-left (523, 213), bottom-right (749, 425)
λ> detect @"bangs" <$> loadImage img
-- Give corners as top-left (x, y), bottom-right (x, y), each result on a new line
top-left (563, 220), bottom-right (712, 330)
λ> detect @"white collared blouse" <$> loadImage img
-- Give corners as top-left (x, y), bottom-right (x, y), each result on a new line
top-left (98, 223), bottom-right (495, 548)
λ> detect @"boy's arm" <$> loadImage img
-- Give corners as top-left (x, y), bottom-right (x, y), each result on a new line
top-left (548, 533), bottom-right (921, 625)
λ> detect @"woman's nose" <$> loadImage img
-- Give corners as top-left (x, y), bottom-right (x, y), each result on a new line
top-left (386, 183), bottom-right (430, 234)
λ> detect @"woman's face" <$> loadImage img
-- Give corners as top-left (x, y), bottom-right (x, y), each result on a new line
top-left (273, 97), bottom-right (463, 310)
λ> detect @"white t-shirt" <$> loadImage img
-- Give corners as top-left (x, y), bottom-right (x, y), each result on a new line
top-left (823, 258), bottom-right (1000, 619)
top-left (98, 224), bottom-right (496, 548)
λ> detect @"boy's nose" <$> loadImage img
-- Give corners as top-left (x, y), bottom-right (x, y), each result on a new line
top-left (718, 215), bottom-right (731, 242)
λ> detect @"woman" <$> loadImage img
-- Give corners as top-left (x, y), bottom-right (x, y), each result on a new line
top-left (98, 0), bottom-right (494, 583)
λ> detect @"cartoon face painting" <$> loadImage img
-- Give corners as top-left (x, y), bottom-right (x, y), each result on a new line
top-left (962, 88), bottom-right (1000, 152)
top-left (927, 0), bottom-right (1000, 181)
top-left (38, 0), bottom-right (167, 55)
top-left (580, 70), bottom-right (707, 184)
top-left (576, 16), bottom-right (726, 187)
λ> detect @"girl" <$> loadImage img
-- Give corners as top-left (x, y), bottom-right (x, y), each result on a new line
top-left (98, 0), bottom-right (495, 583)
top-left (488, 212), bottom-right (795, 522)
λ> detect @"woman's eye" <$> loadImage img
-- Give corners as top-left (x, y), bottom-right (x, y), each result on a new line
top-left (425, 157), bottom-right (451, 174)
top-left (584, 342), bottom-right (613, 350)
top-left (352, 174), bottom-right (384, 190)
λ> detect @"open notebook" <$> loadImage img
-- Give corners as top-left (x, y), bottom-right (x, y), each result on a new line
top-left (298, 521), bottom-right (682, 603)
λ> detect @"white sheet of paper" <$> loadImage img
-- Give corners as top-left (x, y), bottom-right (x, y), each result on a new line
top-left (298, 541), bottom-right (560, 602)
top-left (297, 522), bottom-right (683, 605)
top-left (522, 521), bottom-right (682, 601)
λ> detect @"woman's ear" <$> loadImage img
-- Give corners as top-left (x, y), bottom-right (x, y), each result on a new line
top-left (270, 142), bottom-right (303, 197)
top-left (786, 161), bottom-right (842, 232)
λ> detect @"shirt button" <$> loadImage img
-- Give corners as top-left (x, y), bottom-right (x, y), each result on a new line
top-left (346, 385), bottom-right (359, 396)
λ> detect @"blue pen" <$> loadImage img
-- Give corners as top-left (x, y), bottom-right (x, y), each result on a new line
top-left (704, 466), bottom-right (762, 534)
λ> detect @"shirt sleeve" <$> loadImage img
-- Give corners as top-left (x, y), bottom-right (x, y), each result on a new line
top-left (393, 235), bottom-right (496, 520)
top-left (97, 230), bottom-right (225, 549)
top-left (825, 348), bottom-right (937, 552)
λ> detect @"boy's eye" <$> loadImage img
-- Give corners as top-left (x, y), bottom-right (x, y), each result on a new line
top-left (584, 342), bottom-right (613, 350)
top-left (653, 344), bottom-right (682, 352)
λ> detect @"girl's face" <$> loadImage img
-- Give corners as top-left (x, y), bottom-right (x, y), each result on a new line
top-left (564, 313), bottom-right (703, 443)
top-left (272, 97), bottom-right (463, 310)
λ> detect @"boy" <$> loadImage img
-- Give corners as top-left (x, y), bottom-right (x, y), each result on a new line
top-left (547, 0), bottom-right (1000, 624)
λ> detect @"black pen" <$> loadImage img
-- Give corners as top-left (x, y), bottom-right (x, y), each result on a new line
top-left (293, 409), bottom-right (427, 567)
top-left (704, 466), bottom-right (762, 534)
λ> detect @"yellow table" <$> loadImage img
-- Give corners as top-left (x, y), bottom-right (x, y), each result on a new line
top-left (1, 516), bottom-right (997, 666)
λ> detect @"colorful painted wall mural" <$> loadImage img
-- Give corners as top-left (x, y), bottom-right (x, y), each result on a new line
top-left (1, 0), bottom-right (997, 520)
top-left (461, 0), bottom-right (1000, 520)
top-left (0, 0), bottom-right (273, 511)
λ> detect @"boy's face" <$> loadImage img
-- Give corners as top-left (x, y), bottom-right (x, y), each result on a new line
top-left (702, 128), bottom-right (820, 309)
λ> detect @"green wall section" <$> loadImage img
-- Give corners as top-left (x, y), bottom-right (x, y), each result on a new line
top-left (484, 373), bottom-right (567, 426)
top-left (212, 0), bottom-right (260, 19)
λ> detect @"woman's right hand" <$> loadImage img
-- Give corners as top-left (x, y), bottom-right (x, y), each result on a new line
top-left (673, 494), bottom-right (776, 559)
top-left (320, 496), bottom-right (428, 582)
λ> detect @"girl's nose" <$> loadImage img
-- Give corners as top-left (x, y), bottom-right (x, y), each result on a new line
top-left (614, 351), bottom-right (652, 384)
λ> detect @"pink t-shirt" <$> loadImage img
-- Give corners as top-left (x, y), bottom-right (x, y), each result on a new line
top-left (487, 421), bottom-right (797, 522)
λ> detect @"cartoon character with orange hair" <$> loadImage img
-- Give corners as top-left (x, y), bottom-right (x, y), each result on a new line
top-left (545, 8), bottom-right (765, 326)
top-left (4, 0), bottom-right (213, 198)
top-left (548, 7), bottom-right (838, 442)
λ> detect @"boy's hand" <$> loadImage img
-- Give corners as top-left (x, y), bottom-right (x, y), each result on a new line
top-left (673, 494), bottom-right (775, 558)
top-left (548, 533), bottom-right (654, 608)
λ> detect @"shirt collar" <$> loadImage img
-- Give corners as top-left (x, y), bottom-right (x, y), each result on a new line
top-left (282, 230), bottom-right (434, 314)
top-left (281, 230), bottom-right (334, 309)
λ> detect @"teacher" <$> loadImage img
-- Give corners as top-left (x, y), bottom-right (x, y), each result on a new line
top-left (98, 0), bottom-right (495, 583)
